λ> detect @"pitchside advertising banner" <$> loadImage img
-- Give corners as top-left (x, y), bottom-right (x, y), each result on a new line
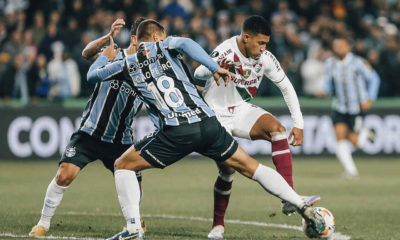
top-left (0, 106), bottom-right (399, 160)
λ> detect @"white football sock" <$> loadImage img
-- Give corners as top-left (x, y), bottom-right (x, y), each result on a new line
top-left (336, 140), bottom-right (358, 176)
top-left (252, 164), bottom-right (303, 207)
top-left (357, 128), bottom-right (369, 148)
top-left (38, 178), bottom-right (69, 229)
top-left (115, 169), bottom-right (142, 233)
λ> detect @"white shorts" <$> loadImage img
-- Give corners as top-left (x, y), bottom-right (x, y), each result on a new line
top-left (214, 102), bottom-right (270, 140)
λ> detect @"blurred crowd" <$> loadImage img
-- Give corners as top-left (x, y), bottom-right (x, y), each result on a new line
top-left (1, 0), bottom-right (400, 104)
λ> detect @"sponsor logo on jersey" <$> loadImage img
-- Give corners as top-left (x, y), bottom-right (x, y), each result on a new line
top-left (128, 52), bottom-right (167, 73)
top-left (65, 147), bottom-right (76, 158)
top-left (216, 49), bottom-right (232, 61)
top-left (210, 51), bottom-right (219, 58)
top-left (109, 80), bottom-right (137, 97)
top-left (167, 108), bottom-right (202, 119)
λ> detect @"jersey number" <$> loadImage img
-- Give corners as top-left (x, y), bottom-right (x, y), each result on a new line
top-left (147, 76), bottom-right (184, 108)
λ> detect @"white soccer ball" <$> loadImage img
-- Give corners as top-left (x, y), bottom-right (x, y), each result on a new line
top-left (302, 207), bottom-right (335, 238)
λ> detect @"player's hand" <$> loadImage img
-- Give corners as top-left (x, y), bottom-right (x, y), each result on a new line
top-left (316, 90), bottom-right (325, 97)
top-left (102, 36), bottom-right (121, 61)
top-left (360, 99), bottom-right (372, 111)
top-left (213, 68), bottom-right (234, 86)
top-left (288, 127), bottom-right (303, 146)
top-left (219, 58), bottom-right (233, 70)
top-left (109, 18), bottom-right (125, 38)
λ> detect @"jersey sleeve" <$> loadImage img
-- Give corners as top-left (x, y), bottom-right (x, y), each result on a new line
top-left (262, 51), bottom-right (303, 129)
top-left (161, 36), bottom-right (220, 73)
top-left (86, 55), bottom-right (125, 83)
top-left (322, 58), bottom-right (334, 94)
top-left (193, 43), bottom-right (229, 86)
top-left (262, 51), bottom-right (286, 84)
top-left (355, 58), bottom-right (381, 101)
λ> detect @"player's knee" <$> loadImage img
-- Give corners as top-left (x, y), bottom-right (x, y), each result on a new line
top-left (274, 124), bottom-right (286, 133)
top-left (114, 156), bottom-right (130, 171)
top-left (55, 171), bottom-right (75, 186)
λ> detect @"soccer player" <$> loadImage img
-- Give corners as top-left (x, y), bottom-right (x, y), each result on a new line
top-left (319, 38), bottom-right (380, 178)
top-left (87, 19), bottom-right (326, 240)
top-left (193, 15), bottom-right (319, 239)
top-left (29, 18), bottom-right (148, 237)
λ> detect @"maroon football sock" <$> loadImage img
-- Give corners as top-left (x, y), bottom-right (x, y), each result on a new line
top-left (212, 175), bottom-right (233, 227)
top-left (272, 138), bottom-right (294, 188)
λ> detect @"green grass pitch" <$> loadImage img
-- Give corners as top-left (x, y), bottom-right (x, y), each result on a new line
top-left (0, 157), bottom-right (399, 239)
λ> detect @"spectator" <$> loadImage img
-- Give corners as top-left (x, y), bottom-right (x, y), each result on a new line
top-left (48, 42), bottom-right (80, 100)
top-left (31, 11), bottom-right (46, 46)
top-left (38, 22), bottom-right (62, 60)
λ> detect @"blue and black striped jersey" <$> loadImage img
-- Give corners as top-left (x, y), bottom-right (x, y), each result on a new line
top-left (79, 51), bottom-right (143, 145)
top-left (323, 53), bottom-right (380, 114)
top-left (88, 36), bottom-right (220, 127)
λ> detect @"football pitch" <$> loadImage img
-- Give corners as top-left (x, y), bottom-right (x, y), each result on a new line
top-left (0, 157), bottom-right (399, 240)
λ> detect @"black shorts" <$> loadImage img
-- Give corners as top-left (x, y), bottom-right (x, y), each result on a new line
top-left (60, 131), bottom-right (132, 174)
top-left (332, 111), bottom-right (364, 132)
top-left (139, 116), bottom-right (238, 168)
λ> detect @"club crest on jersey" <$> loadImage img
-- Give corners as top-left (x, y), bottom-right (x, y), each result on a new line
top-left (242, 69), bottom-right (251, 79)
top-left (142, 49), bottom-right (151, 56)
top-left (65, 147), bottom-right (76, 158)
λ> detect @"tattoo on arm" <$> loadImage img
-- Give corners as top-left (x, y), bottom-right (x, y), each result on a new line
top-left (82, 34), bottom-right (110, 61)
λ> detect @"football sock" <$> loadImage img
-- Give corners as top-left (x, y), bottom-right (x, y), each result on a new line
top-left (38, 178), bottom-right (69, 229)
top-left (357, 128), bottom-right (369, 148)
top-left (212, 171), bottom-right (235, 227)
top-left (271, 132), bottom-right (294, 188)
top-left (336, 140), bottom-right (358, 176)
top-left (252, 164), bottom-right (303, 207)
top-left (115, 169), bottom-right (142, 233)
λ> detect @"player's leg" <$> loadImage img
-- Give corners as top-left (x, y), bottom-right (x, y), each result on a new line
top-left (110, 127), bottom-right (193, 240)
top-left (333, 113), bottom-right (359, 177)
top-left (30, 132), bottom-right (92, 237)
top-left (201, 117), bottom-right (325, 235)
top-left (208, 162), bottom-right (235, 239)
top-left (249, 113), bottom-right (294, 188)
top-left (223, 147), bottom-right (326, 234)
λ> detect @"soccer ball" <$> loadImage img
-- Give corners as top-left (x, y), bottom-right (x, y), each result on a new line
top-left (302, 207), bottom-right (335, 238)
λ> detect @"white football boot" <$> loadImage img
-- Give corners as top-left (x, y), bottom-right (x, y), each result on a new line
top-left (207, 225), bottom-right (224, 239)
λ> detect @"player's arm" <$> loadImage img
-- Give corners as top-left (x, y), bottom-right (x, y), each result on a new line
top-left (263, 52), bottom-right (304, 145)
top-left (357, 59), bottom-right (381, 101)
top-left (82, 18), bottom-right (125, 61)
top-left (194, 58), bottom-right (232, 87)
top-left (318, 58), bottom-right (334, 97)
top-left (86, 37), bottom-right (124, 83)
top-left (164, 37), bottom-right (232, 85)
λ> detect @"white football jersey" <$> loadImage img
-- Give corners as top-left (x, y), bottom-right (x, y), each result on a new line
top-left (201, 36), bottom-right (286, 110)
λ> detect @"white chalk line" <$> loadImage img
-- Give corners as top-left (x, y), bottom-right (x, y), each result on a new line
top-left (0, 211), bottom-right (351, 240)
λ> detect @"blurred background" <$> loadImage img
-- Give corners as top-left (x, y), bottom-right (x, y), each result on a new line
top-left (0, 0), bottom-right (399, 159)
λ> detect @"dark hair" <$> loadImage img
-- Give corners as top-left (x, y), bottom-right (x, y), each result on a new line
top-left (136, 19), bottom-right (165, 41)
top-left (130, 17), bottom-right (146, 36)
top-left (242, 15), bottom-right (271, 36)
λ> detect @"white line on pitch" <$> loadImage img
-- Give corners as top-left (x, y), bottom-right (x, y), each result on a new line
top-left (2, 212), bottom-right (351, 240)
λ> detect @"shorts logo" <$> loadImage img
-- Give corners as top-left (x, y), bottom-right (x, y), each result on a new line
top-left (130, 218), bottom-right (136, 224)
top-left (65, 147), bottom-right (76, 158)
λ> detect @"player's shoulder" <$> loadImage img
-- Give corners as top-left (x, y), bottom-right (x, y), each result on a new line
top-left (210, 36), bottom-right (236, 59)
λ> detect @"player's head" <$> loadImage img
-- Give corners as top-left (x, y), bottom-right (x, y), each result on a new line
top-left (129, 17), bottom-right (146, 49)
top-left (240, 15), bottom-right (271, 59)
top-left (332, 38), bottom-right (351, 59)
top-left (136, 19), bottom-right (166, 43)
